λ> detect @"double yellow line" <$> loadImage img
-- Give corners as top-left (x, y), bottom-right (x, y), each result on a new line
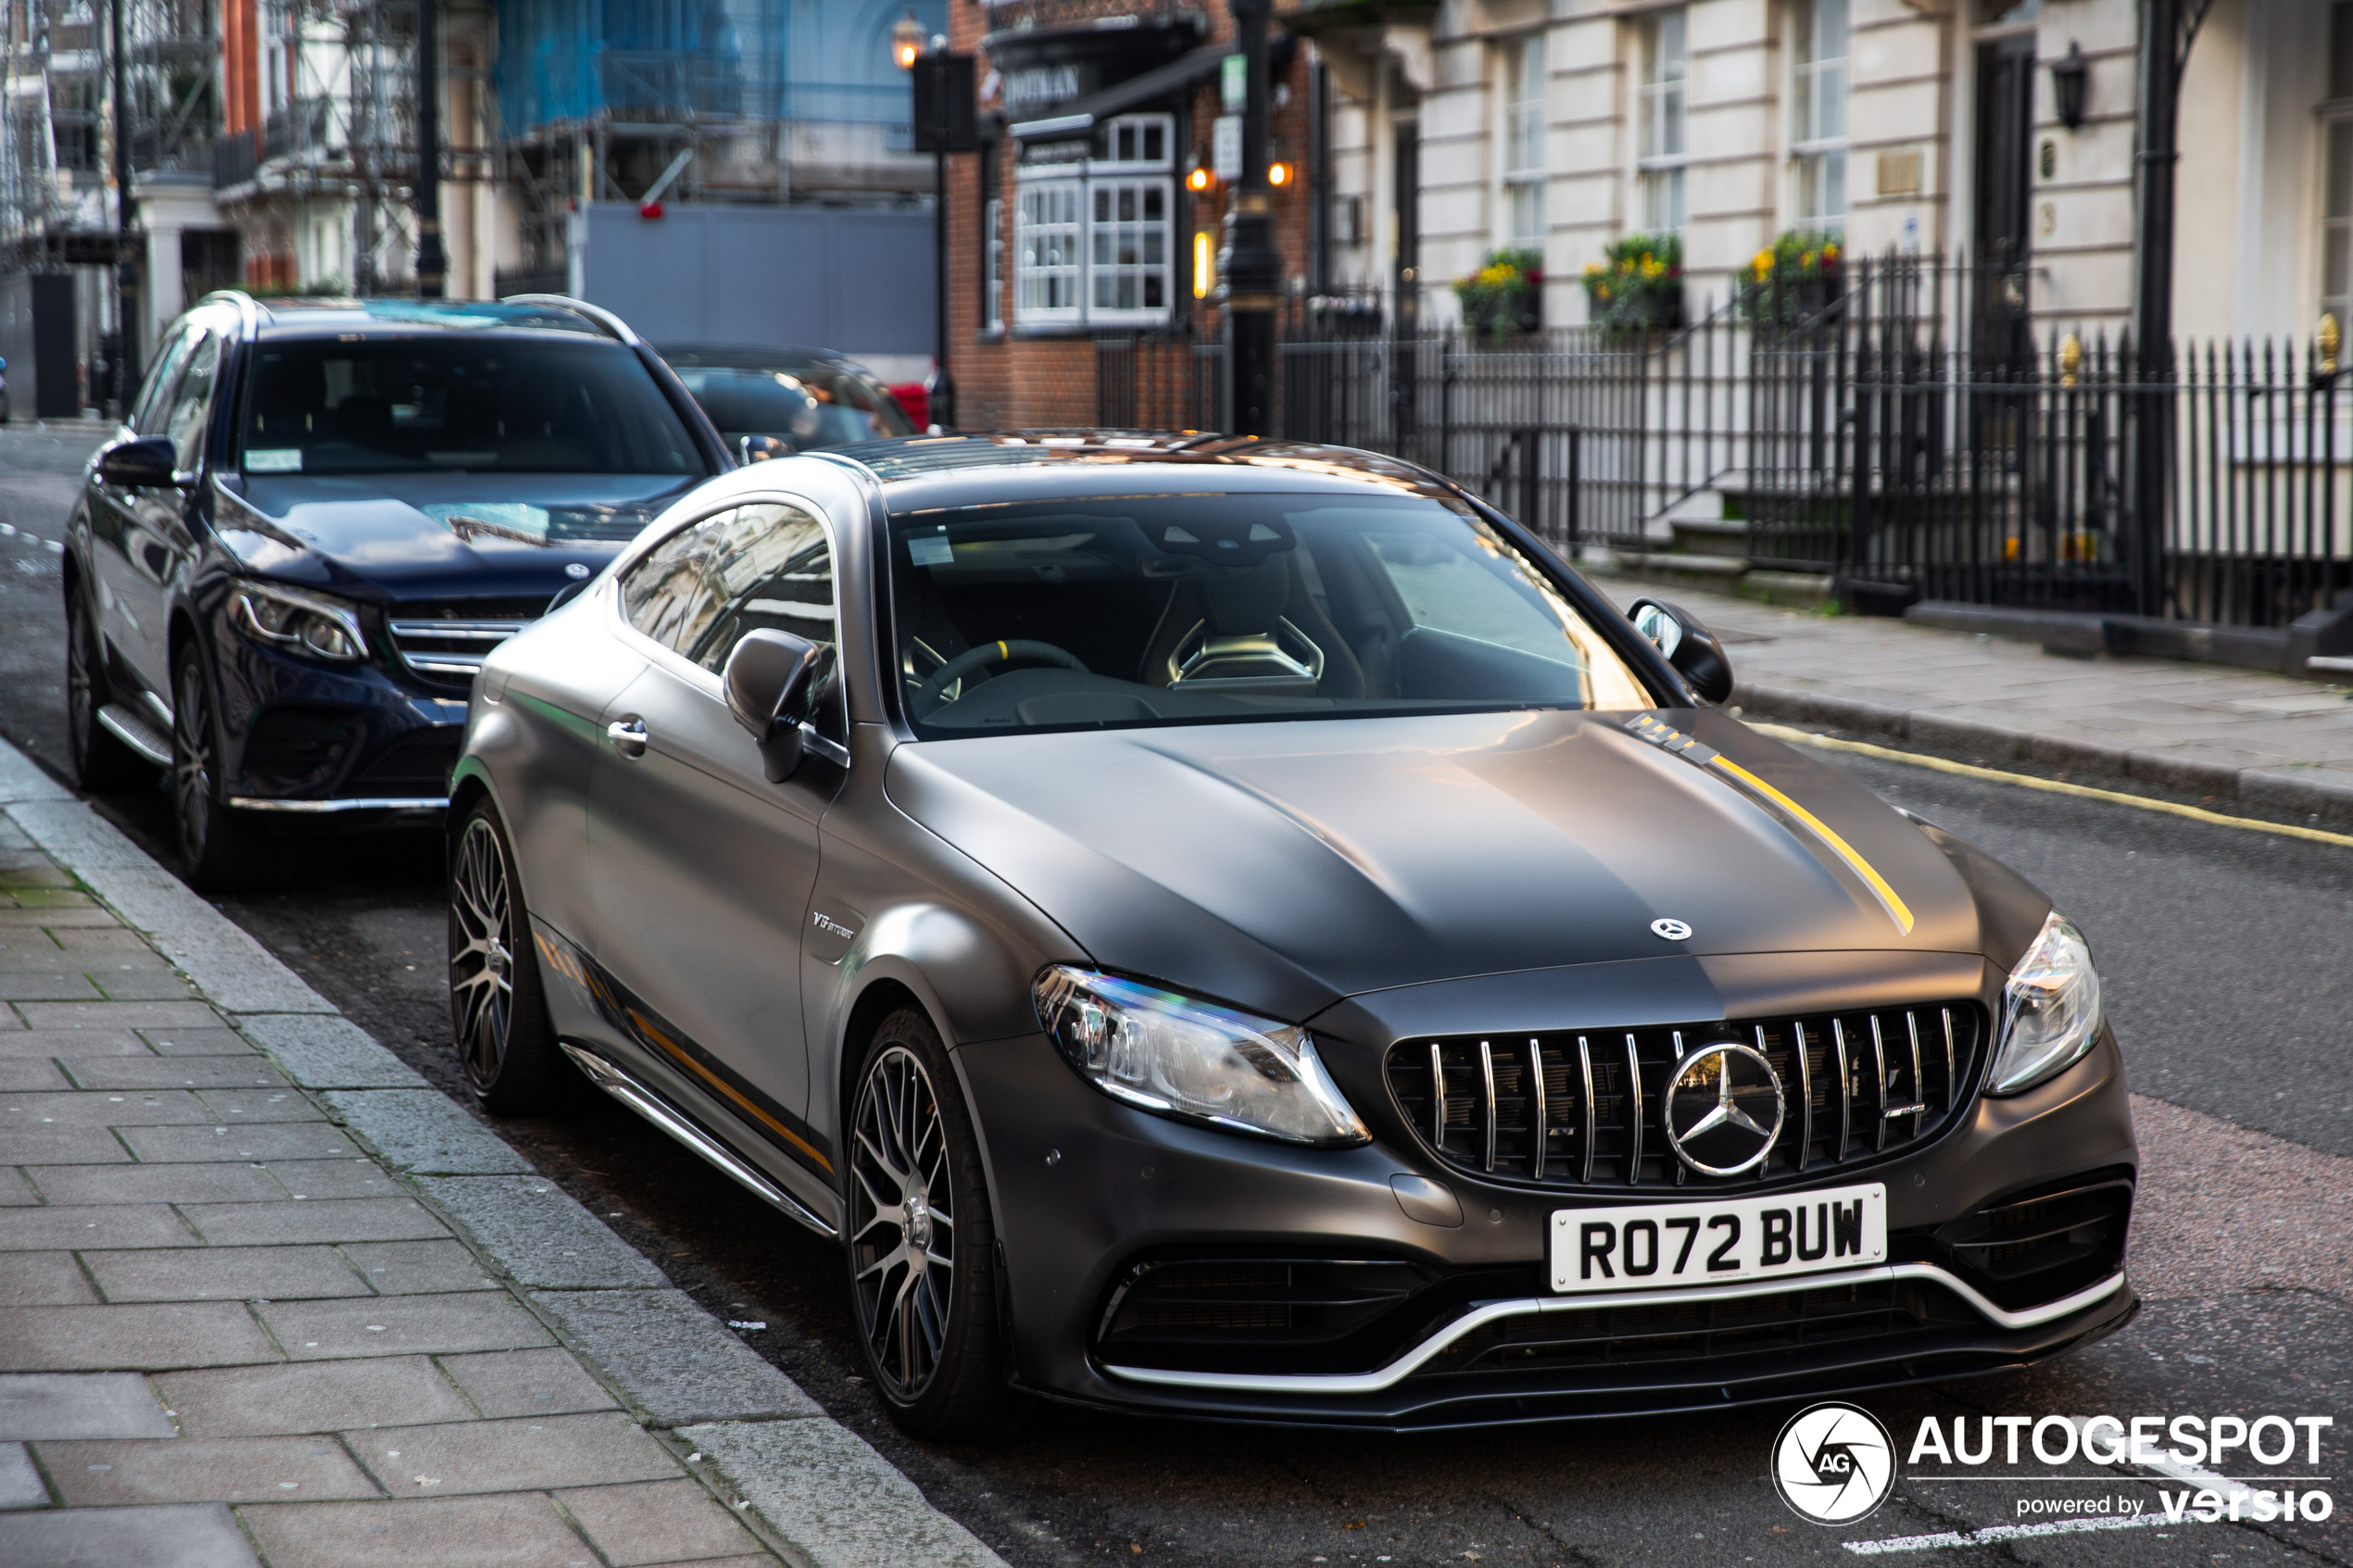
top-left (1751, 722), bottom-right (2353, 851)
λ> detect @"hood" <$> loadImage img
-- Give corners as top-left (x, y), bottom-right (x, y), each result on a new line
top-left (885, 708), bottom-right (1983, 1022)
top-left (211, 471), bottom-right (698, 603)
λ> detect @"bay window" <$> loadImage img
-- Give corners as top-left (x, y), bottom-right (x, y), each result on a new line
top-left (1014, 114), bottom-right (1175, 329)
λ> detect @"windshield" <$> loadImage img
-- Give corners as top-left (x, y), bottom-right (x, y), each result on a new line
top-left (673, 365), bottom-right (912, 452)
top-left (236, 336), bottom-right (704, 477)
top-left (889, 492), bottom-right (1652, 735)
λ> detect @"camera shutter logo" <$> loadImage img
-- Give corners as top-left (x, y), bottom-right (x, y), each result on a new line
top-left (1771, 1402), bottom-right (1895, 1524)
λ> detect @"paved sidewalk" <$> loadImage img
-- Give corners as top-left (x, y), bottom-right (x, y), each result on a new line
top-left (1597, 576), bottom-right (2353, 821)
top-left (0, 744), bottom-right (1001, 1568)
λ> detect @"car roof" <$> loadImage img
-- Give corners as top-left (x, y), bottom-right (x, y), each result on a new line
top-left (660, 344), bottom-right (866, 373)
top-left (220, 296), bottom-right (618, 342)
top-left (823, 432), bottom-right (1469, 512)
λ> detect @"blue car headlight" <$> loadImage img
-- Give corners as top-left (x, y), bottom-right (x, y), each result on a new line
top-left (1034, 966), bottom-right (1369, 1146)
top-left (228, 580), bottom-right (369, 662)
top-left (1987, 911), bottom-right (2103, 1095)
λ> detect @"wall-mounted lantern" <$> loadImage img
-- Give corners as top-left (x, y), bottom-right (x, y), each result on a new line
top-left (2052, 41), bottom-right (2089, 131)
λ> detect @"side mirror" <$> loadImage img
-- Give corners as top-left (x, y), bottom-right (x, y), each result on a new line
top-left (98, 435), bottom-right (182, 489)
top-left (738, 434), bottom-right (789, 464)
top-left (1629, 596), bottom-right (1735, 706)
top-left (724, 627), bottom-right (835, 782)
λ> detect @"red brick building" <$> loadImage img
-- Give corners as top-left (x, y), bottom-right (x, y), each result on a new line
top-left (946, 1), bottom-right (1319, 432)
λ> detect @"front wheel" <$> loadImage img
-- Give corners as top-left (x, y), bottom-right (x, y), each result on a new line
top-left (845, 1007), bottom-right (1020, 1438)
top-left (447, 802), bottom-right (571, 1115)
top-left (169, 644), bottom-right (280, 890)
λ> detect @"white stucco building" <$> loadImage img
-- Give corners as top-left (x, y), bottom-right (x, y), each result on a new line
top-left (1298, 0), bottom-right (2350, 344)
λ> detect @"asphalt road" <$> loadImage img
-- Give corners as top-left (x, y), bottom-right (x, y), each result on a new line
top-left (3, 423), bottom-right (2345, 1568)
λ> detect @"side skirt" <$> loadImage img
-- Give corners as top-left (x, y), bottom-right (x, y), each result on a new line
top-left (560, 1040), bottom-right (837, 1239)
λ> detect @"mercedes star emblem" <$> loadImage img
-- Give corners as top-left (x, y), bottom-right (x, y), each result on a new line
top-left (1651, 918), bottom-right (1692, 941)
top-left (1663, 1042), bottom-right (1786, 1176)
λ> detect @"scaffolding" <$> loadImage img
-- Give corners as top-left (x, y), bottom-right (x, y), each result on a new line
top-left (1, 0), bottom-right (220, 260)
top-left (492, 0), bottom-right (939, 284)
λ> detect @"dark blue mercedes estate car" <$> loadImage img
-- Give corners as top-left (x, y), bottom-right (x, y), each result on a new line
top-left (64, 292), bottom-right (729, 886)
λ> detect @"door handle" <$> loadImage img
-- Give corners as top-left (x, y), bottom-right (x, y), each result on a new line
top-left (606, 717), bottom-right (648, 759)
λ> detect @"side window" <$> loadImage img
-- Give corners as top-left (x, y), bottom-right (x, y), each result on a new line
top-left (681, 503), bottom-right (835, 675)
top-left (623, 507), bottom-right (736, 653)
top-left (159, 334), bottom-right (222, 472)
top-left (132, 328), bottom-right (196, 435)
top-left (620, 502), bottom-right (836, 679)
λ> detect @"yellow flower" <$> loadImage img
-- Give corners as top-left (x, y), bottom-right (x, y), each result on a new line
top-left (1642, 257), bottom-right (1664, 278)
top-left (1753, 250), bottom-right (1774, 279)
top-left (1596, 284), bottom-right (1612, 301)
top-left (1477, 262), bottom-right (1516, 286)
top-left (1822, 242), bottom-right (1841, 262)
top-left (1584, 261), bottom-right (1604, 276)
top-left (1800, 251), bottom-right (1816, 270)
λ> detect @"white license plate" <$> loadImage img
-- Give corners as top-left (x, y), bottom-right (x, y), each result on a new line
top-left (1548, 1182), bottom-right (1887, 1295)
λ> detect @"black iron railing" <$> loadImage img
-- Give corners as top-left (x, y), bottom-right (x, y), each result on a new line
top-left (1095, 258), bottom-right (2347, 631)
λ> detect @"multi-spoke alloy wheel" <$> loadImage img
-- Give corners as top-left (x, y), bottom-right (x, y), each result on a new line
top-left (166, 645), bottom-right (273, 890)
top-left (844, 1009), bottom-right (1017, 1438)
top-left (449, 816), bottom-right (516, 1088)
top-left (444, 802), bottom-right (566, 1114)
top-left (849, 1044), bottom-right (957, 1401)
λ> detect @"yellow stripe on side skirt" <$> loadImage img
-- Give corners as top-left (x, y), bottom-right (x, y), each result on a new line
top-left (1707, 755), bottom-right (1918, 935)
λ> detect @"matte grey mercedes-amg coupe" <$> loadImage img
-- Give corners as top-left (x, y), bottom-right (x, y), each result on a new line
top-left (447, 433), bottom-right (2136, 1436)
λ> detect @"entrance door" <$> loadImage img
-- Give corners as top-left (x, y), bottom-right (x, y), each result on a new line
top-left (1390, 118), bottom-right (1421, 451)
top-left (1972, 35), bottom-right (2036, 366)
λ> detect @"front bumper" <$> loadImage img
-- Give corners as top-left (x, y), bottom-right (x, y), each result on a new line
top-left (956, 978), bottom-right (2138, 1428)
top-left (208, 610), bottom-right (465, 819)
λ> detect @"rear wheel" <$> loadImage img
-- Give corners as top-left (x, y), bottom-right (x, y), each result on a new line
top-left (845, 1007), bottom-right (1020, 1439)
top-left (65, 586), bottom-right (153, 792)
top-left (447, 802), bottom-right (570, 1115)
top-left (169, 644), bottom-right (280, 890)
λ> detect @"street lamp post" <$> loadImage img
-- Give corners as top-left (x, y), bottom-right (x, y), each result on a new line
top-left (109, 0), bottom-right (138, 409)
top-left (415, 0), bottom-right (447, 296)
top-left (1224, 0), bottom-right (1279, 437)
top-left (900, 13), bottom-right (972, 432)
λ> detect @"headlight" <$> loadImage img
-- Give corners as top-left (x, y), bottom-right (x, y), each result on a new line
top-left (1033, 966), bottom-right (1369, 1146)
top-left (229, 581), bottom-right (368, 661)
top-left (1987, 910), bottom-right (2102, 1095)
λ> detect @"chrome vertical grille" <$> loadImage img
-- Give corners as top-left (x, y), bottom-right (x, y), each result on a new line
top-left (1383, 1003), bottom-right (1983, 1193)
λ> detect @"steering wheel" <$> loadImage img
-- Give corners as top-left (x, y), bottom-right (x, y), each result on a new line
top-left (915, 639), bottom-right (1089, 716)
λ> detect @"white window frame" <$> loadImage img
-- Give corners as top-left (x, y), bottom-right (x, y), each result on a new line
top-left (2322, 2), bottom-right (2353, 331)
top-left (1501, 33), bottom-right (1547, 249)
top-left (1013, 114), bottom-right (1176, 330)
top-left (1015, 176), bottom-right (1085, 325)
top-left (1792, 0), bottom-right (1851, 229)
top-left (985, 194), bottom-right (1006, 331)
top-left (1637, 9), bottom-right (1689, 236)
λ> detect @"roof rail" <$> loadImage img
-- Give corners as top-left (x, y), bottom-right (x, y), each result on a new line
top-left (499, 293), bottom-right (642, 346)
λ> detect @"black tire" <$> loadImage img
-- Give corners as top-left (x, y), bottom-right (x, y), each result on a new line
top-left (447, 801), bottom-right (571, 1115)
top-left (65, 584), bottom-right (155, 792)
top-left (845, 1007), bottom-right (1020, 1439)
top-left (169, 643), bottom-right (282, 891)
